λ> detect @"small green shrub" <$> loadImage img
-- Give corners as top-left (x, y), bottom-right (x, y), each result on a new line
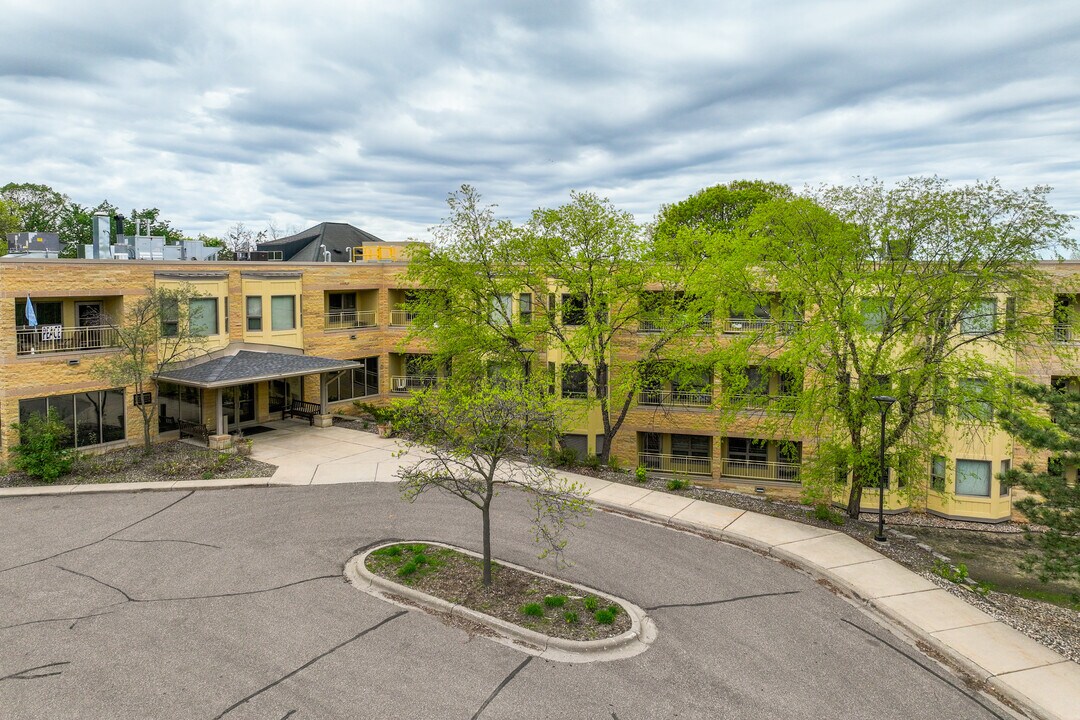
top-left (550, 447), bottom-right (578, 468)
top-left (353, 401), bottom-right (397, 424)
top-left (412, 553), bottom-right (429, 566)
top-left (932, 559), bottom-right (970, 585)
top-left (583, 454), bottom-right (602, 470)
top-left (543, 595), bottom-right (567, 608)
top-left (606, 454), bottom-right (620, 472)
top-left (9, 410), bottom-right (73, 482)
top-left (520, 603), bottom-right (545, 618)
top-left (375, 545), bottom-right (403, 557)
top-left (594, 609), bottom-right (616, 625)
top-left (812, 503), bottom-right (845, 526)
top-left (583, 596), bottom-right (599, 612)
top-left (635, 466), bottom-right (648, 483)
top-left (397, 562), bottom-right (419, 578)
top-left (606, 604), bottom-right (620, 616)
top-left (408, 544), bottom-right (427, 554)
top-left (564, 611), bottom-right (579, 624)
top-left (201, 471), bottom-right (213, 480)
top-left (666, 478), bottom-right (688, 491)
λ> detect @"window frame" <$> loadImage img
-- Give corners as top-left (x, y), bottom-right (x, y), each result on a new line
top-left (189, 297), bottom-right (219, 337)
top-left (270, 295), bottom-right (297, 332)
top-left (246, 296), bottom-right (263, 332)
top-left (955, 458), bottom-right (992, 497)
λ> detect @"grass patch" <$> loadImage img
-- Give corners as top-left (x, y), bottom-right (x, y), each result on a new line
top-left (594, 608), bottom-right (616, 625)
top-left (666, 478), bottom-right (689, 491)
top-left (543, 594), bottom-right (567, 608)
top-left (520, 603), bottom-right (545, 618)
top-left (812, 503), bottom-right (846, 526)
top-left (564, 611), bottom-right (579, 624)
top-left (583, 596), bottom-right (599, 611)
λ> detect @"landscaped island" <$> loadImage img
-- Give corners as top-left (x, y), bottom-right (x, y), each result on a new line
top-left (364, 543), bottom-right (632, 642)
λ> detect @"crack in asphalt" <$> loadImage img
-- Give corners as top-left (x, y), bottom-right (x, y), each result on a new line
top-left (54, 566), bottom-right (340, 604)
top-left (0, 662), bottom-right (70, 682)
top-left (211, 610), bottom-right (408, 719)
top-left (839, 618), bottom-right (1012, 720)
top-left (645, 589), bottom-right (800, 611)
top-left (279, 711), bottom-right (297, 720)
top-left (0, 491), bottom-right (195, 574)
top-left (470, 656), bottom-right (533, 720)
top-left (0, 610), bottom-right (116, 633)
top-left (107, 537), bottom-right (222, 550)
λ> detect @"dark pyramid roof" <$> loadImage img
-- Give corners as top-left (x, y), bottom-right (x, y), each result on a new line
top-left (156, 351), bottom-right (361, 388)
top-left (257, 222), bottom-right (386, 262)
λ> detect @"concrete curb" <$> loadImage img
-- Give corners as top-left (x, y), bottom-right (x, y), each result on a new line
top-left (0, 477), bottom-right (274, 497)
top-left (586, 490), bottom-right (1077, 720)
top-left (345, 541), bottom-right (655, 663)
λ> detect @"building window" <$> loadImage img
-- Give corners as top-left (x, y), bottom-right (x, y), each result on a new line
top-left (19, 389), bottom-right (126, 449)
top-left (327, 357), bottom-right (380, 402)
top-left (246, 296), bottom-right (263, 331)
top-left (931, 455), bottom-right (946, 492)
top-left (15, 300), bottom-right (62, 327)
top-left (158, 382), bottom-right (202, 432)
top-left (519, 293), bottom-right (532, 324)
top-left (161, 298), bottom-right (180, 337)
top-left (955, 459), bottom-right (992, 497)
top-left (861, 298), bottom-right (888, 332)
top-left (727, 437), bottom-right (768, 463)
top-left (490, 294), bottom-right (512, 326)
top-left (562, 293), bottom-right (587, 326)
top-left (271, 295), bottom-right (296, 331)
top-left (960, 298), bottom-right (996, 335)
top-left (671, 434), bottom-right (711, 458)
top-left (561, 364), bottom-right (588, 399)
top-left (189, 298), bottom-right (219, 337)
top-left (999, 459), bottom-right (1011, 496)
top-left (959, 378), bottom-right (992, 422)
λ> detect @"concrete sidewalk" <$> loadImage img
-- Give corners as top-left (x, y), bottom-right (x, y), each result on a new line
top-left (1, 421), bottom-right (1077, 720)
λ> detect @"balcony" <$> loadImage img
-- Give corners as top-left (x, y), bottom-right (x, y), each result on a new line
top-left (1053, 324), bottom-right (1077, 344)
top-left (390, 375), bottom-right (438, 393)
top-left (637, 452), bottom-right (712, 476)
top-left (638, 389), bottom-right (713, 408)
top-left (720, 458), bottom-right (801, 483)
top-left (324, 310), bottom-right (377, 330)
top-left (16, 325), bottom-right (120, 356)
top-left (721, 318), bottom-right (802, 335)
top-left (390, 309), bottom-right (416, 328)
top-left (639, 316), bottom-right (714, 334)
top-left (734, 394), bottom-right (799, 412)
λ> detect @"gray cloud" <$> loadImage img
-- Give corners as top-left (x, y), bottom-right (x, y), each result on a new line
top-left (0, 0), bottom-right (1076, 243)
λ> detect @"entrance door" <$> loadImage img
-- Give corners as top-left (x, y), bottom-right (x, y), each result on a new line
top-left (269, 377), bottom-right (302, 415)
top-left (76, 302), bottom-right (103, 349)
top-left (223, 383), bottom-right (257, 428)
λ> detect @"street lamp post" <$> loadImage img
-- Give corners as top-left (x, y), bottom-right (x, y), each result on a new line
top-left (872, 395), bottom-right (896, 543)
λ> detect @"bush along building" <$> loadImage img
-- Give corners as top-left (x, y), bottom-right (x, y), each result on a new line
top-left (1, 181), bottom-right (1077, 523)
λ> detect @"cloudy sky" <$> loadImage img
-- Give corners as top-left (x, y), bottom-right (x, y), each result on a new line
top-left (2, 0), bottom-right (1078, 242)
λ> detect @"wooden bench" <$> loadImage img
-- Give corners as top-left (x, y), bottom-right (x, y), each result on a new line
top-left (178, 420), bottom-right (209, 442)
top-left (283, 400), bottom-right (322, 425)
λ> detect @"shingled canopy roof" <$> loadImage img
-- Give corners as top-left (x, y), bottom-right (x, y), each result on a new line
top-left (156, 351), bottom-right (361, 389)
top-left (256, 222), bottom-right (386, 262)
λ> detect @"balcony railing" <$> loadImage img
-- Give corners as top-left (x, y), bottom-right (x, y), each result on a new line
top-left (16, 325), bottom-right (120, 355)
top-left (324, 310), bottom-right (377, 330)
top-left (638, 389), bottom-right (713, 408)
top-left (637, 452), bottom-right (712, 476)
top-left (639, 315), bottom-right (714, 333)
top-left (1053, 324), bottom-right (1077, 343)
top-left (720, 458), bottom-right (801, 483)
top-left (721, 318), bottom-right (802, 335)
top-left (390, 375), bottom-right (438, 393)
top-left (390, 309), bottom-right (416, 327)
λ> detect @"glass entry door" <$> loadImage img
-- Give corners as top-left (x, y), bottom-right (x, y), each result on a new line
top-left (269, 377), bottom-right (302, 416)
top-left (223, 383), bottom-right (256, 428)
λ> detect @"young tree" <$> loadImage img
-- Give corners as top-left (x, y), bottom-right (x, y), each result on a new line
top-left (91, 285), bottom-right (209, 452)
top-left (998, 381), bottom-right (1080, 583)
top-left (395, 373), bottom-right (589, 586)
top-left (705, 177), bottom-right (1073, 517)
top-left (220, 222), bottom-right (266, 259)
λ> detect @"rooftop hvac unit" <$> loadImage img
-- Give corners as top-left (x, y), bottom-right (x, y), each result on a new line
top-left (6, 232), bottom-right (61, 255)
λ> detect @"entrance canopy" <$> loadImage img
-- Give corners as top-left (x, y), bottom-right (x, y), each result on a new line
top-left (155, 350), bottom-right (362, 389)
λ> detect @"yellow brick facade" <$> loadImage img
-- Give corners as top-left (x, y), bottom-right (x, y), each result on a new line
top-left (2, 256), bottom-right (1078, 522)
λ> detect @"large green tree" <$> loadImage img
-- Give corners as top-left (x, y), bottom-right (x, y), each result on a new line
top-left (697, 177), bottom-right (1073, 517)
top-left (998, 381), bottom-right (1080, 583)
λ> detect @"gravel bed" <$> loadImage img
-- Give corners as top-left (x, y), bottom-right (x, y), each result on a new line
top-left (0, 441), bottom-right (276, 487)
top-left (365, 543), bottom-right (632, 641)
top-left (331, 416), bottom-right (378, 434)
top-left (579, 465), bottom-right (1080, 662)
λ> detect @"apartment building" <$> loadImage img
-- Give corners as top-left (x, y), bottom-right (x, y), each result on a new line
top-left (1, 236), bottom-right (1076, 523)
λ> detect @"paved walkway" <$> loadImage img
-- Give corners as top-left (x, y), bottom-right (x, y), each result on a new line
top-left (1, 420), bottom-right (1077, 720)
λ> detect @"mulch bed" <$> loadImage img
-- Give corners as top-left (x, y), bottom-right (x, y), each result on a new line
top-left (0, 441), bottom-right (276, 488)
top-left (365, 543), bottom-right (632, 642)
top-left (332, 416), bottom-right (378, 435)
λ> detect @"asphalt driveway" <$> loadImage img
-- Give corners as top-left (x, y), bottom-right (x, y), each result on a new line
top-left (0, 484), bottom-right (1016, 719)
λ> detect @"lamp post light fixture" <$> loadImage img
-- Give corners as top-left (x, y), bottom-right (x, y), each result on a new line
top-left (872, 395), bottom-right (897, 543)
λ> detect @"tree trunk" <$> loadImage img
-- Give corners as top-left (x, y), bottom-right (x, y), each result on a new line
top-left (846, 473), bottom-right (864, 519)
top-left (481, 503), bottom-right (492, 587)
